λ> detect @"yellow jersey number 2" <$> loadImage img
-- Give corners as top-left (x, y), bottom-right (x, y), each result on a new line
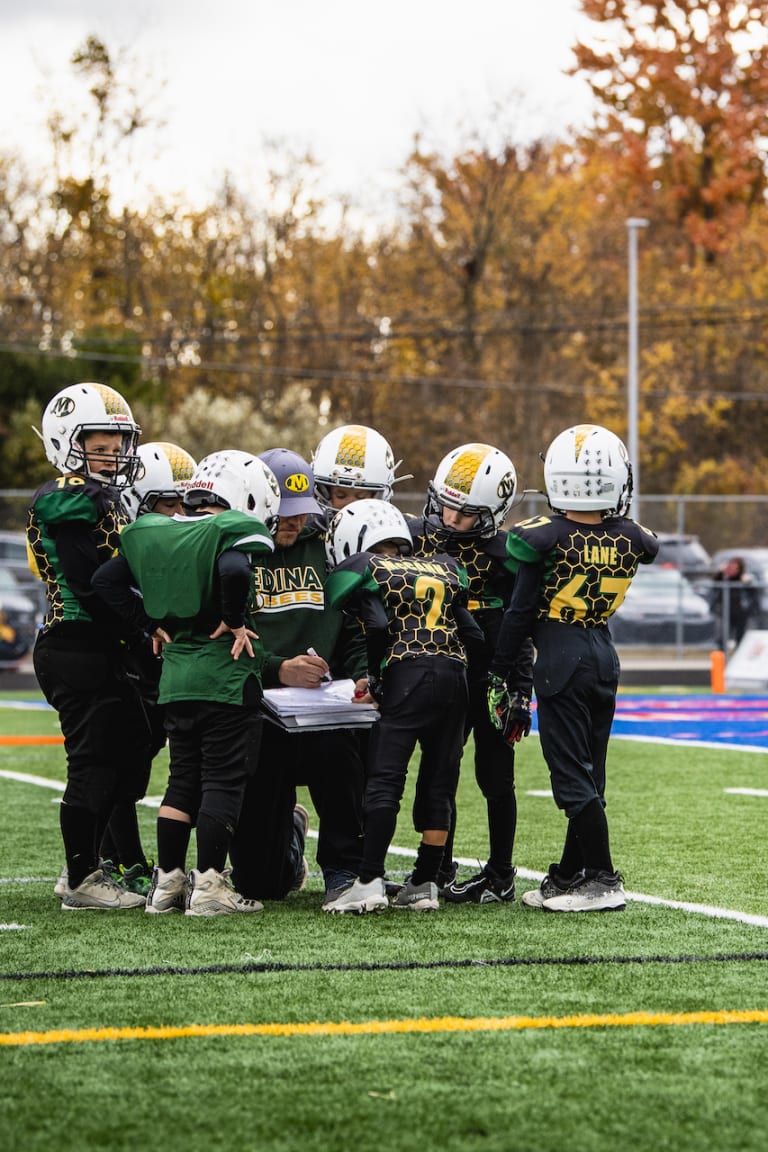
top-left (413, 575), bottom-right (446, 631)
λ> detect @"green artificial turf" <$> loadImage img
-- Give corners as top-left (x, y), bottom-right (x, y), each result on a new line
top-left (2, 691), bottom-right (767, 1152)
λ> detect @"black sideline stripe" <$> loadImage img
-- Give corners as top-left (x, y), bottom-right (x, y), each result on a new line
top-left (2, 952), bottom-right (768, 983)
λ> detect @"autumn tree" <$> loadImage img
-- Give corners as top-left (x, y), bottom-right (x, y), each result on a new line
top-left (572, 0), bottom-right (768, 260)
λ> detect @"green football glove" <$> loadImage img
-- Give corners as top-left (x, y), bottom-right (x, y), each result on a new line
top-left (487, 673), bottom-right (510, 733)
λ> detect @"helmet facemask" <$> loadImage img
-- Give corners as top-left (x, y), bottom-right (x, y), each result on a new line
top-left (71, 426), bottom-right (141, 490)
top-left (423, 485), bottom-right (497, 542)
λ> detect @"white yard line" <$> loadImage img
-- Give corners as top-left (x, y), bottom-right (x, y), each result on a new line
top-left (0, 701), bottom-right (53, 711)
top-left (613, 733), bottom-right (768, 754)
top-left (0, 769), bottom-right (159, 807)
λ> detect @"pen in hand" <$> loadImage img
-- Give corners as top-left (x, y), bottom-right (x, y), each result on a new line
top-left (306, 647), bottom-right (332, 683)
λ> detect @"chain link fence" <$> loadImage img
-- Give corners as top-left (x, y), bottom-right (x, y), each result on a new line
top-left (3, 489), bottom-right (768, 655)
top-left (5, 488), bottom-right (768, 547)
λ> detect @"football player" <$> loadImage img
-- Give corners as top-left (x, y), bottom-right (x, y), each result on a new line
top-left (488, 424), bottom-right (658, 912)
top-left (411, 443), bottom-right (533, 904)
top-left (28, 382), bottom-right (149, 910)
top-left (322, 499), bottom-right (483, 914)
top-left (96, 441), bottom-right (198, 895)
top-left (94, 449), bottom-right (280, 915)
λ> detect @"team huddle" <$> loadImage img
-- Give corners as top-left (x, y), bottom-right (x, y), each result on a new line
top-left (26, 382), bottom-right (659, 918)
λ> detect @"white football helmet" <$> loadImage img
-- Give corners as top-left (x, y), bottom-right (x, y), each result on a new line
top-left (121, 442), bottom-right (198, 520)
top-left (312, 424), bottom-right (399, 504)
top-left (184, 450), bottom-right (281, 532)
top-left (39, 382), bottom-right (141, 488)
top-left (544, 424), bottom-right (632, 516)
top-left (325, 499), bottom-right (413, 568)
top-left (425, 443), bottom-right (517, 538)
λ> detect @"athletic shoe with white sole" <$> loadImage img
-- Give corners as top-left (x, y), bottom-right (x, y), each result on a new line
top-left (443, 864), bottom-right (516, 904)
top-left (521, 866), bottom-right (575, 909)
top-left (392, 879), bottom-right (439, 911)
top-left (185, 867), bottom-right (264, 916)
top-left (323, 877), bottom-right (388, 914)
top-left (437, 860), bottom-right (458, 893)
top-left (61, 867), bottom-right (146, 910)
top-left (389, 860), bottom-right (457, 899)
top-left (290, 804), bottom-right (310, 892)
top-left (321, 881), bottom-right (353, 911)
top-left (542, 870), bottom-right (626, 913)
top-left (55, 861), bottom-right (127, 899)
top-left (54, 866), bottom-right (68, 898)
top-left (145, 866), bottom-right (188, 914)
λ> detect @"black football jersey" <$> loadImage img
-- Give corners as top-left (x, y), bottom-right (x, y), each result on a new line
top-left (506, 513), bottom-right (659, 628)
top-left (410, 517), bottom-right (512, 615)
top-left (326, 550), bottom-right (471, 665)
top-left (27, 475), bottom-right (128, 632)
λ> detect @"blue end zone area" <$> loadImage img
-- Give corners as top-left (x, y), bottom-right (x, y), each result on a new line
top-left (610, 695), bottom-right (768, 751)
top-left (2, 694), bottom-right (768, 750)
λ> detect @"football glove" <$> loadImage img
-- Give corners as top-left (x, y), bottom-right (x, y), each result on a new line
top-left (488, 674), bottom-right (531, 745)
top-left (499, 690), bottom-right (532, 745)
top-left (366, 675), bottom-right (384, 704)
top-left (487, 673), bottom-right (509, 732)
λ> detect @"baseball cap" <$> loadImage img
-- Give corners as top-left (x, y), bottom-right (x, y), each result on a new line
top-left (259, 448), bottom-right (322, 515)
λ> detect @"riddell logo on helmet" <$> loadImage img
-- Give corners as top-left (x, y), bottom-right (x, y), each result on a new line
top-left (285, 473), bottom-right (309, 493)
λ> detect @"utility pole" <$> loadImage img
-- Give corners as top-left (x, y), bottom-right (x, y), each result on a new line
top-left (626, 217), bottom-right (649, 516)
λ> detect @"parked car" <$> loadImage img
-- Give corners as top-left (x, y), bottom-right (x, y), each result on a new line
top-left (609, 564), bottom-right (716, 646)
top-left (710, 547), bottom-right (768, 629)
top-left (0, 529), bottom-right (46, 618)
top-left (654, 532), bottom-right (713, 589)
top-left (0, 564), bottom-right (38, 666)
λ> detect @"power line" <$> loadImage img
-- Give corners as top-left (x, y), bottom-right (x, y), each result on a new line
top-left (0, 337), bottom-right (766, 401)
top-left (4, 303), bottom-right (768, 348)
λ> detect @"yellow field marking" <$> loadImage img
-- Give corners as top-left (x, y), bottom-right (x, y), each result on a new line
top-left (2, 1008), bottom-right (768, 1048)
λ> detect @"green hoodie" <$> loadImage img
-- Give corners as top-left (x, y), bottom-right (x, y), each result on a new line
top-left (252, 524), bottom-right (366, 687)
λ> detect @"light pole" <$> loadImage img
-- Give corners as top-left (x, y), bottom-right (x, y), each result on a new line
top-left (626, 217), bottom-right (648, 516)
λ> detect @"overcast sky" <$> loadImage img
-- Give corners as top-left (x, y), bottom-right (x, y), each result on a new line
top-left (0, 1), bottom-right (596, 215)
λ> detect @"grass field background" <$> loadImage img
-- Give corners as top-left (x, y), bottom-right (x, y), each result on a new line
top-left (1, 688), bottom-right (767, 1151)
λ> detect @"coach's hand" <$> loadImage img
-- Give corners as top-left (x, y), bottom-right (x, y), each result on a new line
top-left (151, 626), bottom-right (172, 656)
top-left (210, 621), bottom-right (258, 661)
top-left (278, 653), bottom-right (330, 688)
